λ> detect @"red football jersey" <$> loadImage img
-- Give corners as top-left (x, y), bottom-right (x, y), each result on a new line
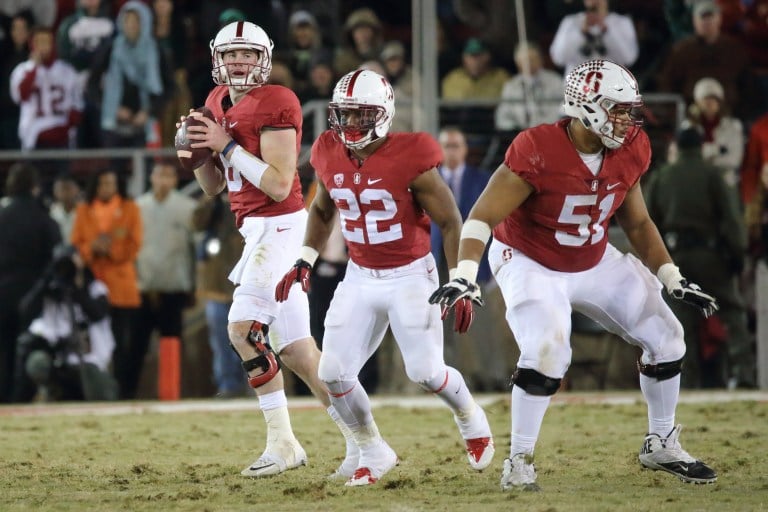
top-left (205, 84), bottom-right (304, 226)
top-left (311, 131), bottom-right (442, 269)
top-left (494, 118), bottom-right (651, 272)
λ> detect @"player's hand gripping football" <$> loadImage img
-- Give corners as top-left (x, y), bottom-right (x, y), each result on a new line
top-left (667, 279), bottom-right (719, 318)
top-left (275, 259), bottom-right (313, 302)
top-left (429, 278), bottom-right (485, 334)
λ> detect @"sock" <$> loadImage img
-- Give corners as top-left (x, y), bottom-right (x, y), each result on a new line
top-left (427, 367), bottom-right (476, 417)
top-left (510, 385), bottom-right (551, 457)
top-left (640, 373), bottom-right (679, 436)
top-left (259, 390), bottom-right (295, 447)
top-left (328, 405), bottom-right (358, 455)
top-left (326, 379), bottom-right (383, 447)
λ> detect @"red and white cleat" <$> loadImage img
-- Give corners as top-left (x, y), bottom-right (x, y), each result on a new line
top-left (465, 436), bottom-right (495, 470)
top-left (344, 440), bottom-right (398, 487)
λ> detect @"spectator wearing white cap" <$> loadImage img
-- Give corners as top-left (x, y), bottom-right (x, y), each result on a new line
top-left (682, 77), bottom-right (744, 187)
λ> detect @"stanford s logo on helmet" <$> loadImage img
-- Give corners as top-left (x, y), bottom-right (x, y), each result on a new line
top-left (329, 70), bottom-right (395, 150)
top-left (210, 21), bottom-right (274, 89)
top-left (563, 59), bottom-right (643, 149)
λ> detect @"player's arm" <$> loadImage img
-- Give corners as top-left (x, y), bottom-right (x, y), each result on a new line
top-left (304, 179), bottom-right (338, 253)
top-left (457, 164), bottom-right (533, 280)
top-left (275, 179), bottom-right (338, 301)
top-left (615, 183), bottom-right (718, 317)
top-left (188, 117), bottom-right (298, 202)
top-left (614, 182), bottom-right (672, 274)
top-left (429, 163), bottom-right (533, 307)
top-left (193, 158), bottom-right (226, 196)
top-left (411, 168), bottom-right (462, 270)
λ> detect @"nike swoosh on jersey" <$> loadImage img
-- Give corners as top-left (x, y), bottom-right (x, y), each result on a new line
top-left (368, 178), bottom-right (383, 184)
top-left (606, 183), bottom-right (621, 190)
top-left (276, 227), bottom-right (291, 232)
top-left (427, 267), bottom-right (435, 274)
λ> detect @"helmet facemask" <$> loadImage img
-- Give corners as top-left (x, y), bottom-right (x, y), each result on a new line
top-left (591, 98), bottom-right (644, 149)
top-left (329, 104), bottom-right (388, 149)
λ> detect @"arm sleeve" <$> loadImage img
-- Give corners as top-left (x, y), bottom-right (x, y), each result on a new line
top-left (108, 202), bottom-right (143, 264)
top-left (10, 63), bottom-right (37, 102)
top-left (265, 87), bottom-right (302, 129)
top-left (503, 131), bottom-right (541, 190)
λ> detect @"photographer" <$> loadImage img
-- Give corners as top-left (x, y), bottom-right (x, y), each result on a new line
top-left (12, 245), bottom-right (118, 402)
top-left (549, 0), bottom-right (638, 77)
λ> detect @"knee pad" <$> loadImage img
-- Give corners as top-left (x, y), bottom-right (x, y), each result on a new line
top-left (231, 322), bottom-right (280, 389)
top-left (511, 367), bottom-right (561, 396)
top-left (637, 357), bottom-right (683, 381)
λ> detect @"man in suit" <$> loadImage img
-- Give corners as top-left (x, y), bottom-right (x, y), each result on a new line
top-left (431, 126), bottom-right (514, 391)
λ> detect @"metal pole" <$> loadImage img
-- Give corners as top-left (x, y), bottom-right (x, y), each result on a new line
top-left (412, 0), bottom-right (438, 135)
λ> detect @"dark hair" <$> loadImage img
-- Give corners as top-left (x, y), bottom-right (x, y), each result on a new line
top-left (4, 162), bottom-right (40, 197)
top-left (676, 127), bottom-right (703, 150)
top-left (84, 169), bottom-right (127, 202)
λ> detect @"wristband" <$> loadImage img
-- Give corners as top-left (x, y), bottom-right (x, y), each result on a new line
top-left (299, 246), bottom-right (319, 267)
top-left (657, 263), bottom-right (683, 290)
top-left (230, 145), bottom-right (269, 188)
top-left (222, 139), bottom-right (238, 157)
top-left (460, 219), bottom-right (492, 243)
top-left (454, 260), bottom-right (479, 282)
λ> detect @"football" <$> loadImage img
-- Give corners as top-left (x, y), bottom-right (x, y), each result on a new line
top-left (175, 106), bottom-right (215, 171)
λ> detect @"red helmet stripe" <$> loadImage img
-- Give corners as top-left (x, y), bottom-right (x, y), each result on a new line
top-left (235, 21), bottom-right (244, 37)
top-left (346, 70), bottom-right (363, 97)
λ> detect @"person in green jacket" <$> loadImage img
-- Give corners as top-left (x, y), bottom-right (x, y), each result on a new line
top-left (645, 127), bottom-right (754, 388)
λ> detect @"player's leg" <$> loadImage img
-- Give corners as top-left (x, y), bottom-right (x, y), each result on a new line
top-left (573, 247), bottom-right (716, 484)
top-left (227, 215), bottom-right (310, 478)
top-left (319, 271), bottom-right (397, 486)
top-left (268, 284), bottom-right (361, 479)
top-left (388, 258), bottom-right (494, 471)
top-left (227, 316), bottom-right (307, 478)
top-left (488, 241), bottom-right (573, 491)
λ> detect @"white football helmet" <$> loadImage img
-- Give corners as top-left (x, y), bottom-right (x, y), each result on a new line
top-left (329, 70), bottom-right (395, 149)
top-left (563, 59), bottom-right (643, 149)
top-left (210, 21), bottom-right (274, 89)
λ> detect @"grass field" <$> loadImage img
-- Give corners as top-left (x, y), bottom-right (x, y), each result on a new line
top-left (1, 392), bottom-right (766, 512)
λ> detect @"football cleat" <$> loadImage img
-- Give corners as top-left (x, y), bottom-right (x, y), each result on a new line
top-left (500, 453), bottom-right (540, 492)
top-left (454, 404), bottom-right (494, 470)
top-left (345, 440), bottom-right (398, 487)
top-left (240, 440), bottom-right (307, 477)
top-left (328, 444), bottom-right (360, 480)
top-left (465, 437), bottom-right (495, 470)
top-left (639, 424), bottom-right (717, 484)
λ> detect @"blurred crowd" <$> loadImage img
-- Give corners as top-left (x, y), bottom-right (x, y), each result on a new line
top-left (1, 0), bottom-right (768, 401)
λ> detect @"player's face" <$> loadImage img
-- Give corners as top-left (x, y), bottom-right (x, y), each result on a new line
top-left (222, 49), bottom-right (260, 82)
top-left (335, 106), bottom-right (381, 142)
top-left (607, 104), bottom-right (641, 138)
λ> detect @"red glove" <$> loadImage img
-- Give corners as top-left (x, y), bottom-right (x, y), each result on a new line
top-left (275, 259), bottom-right (312, 302)
top-left (441, 297), bottom-right (475, 334)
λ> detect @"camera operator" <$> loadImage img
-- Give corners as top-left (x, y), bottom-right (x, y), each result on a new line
top-left (12, 245), bottom-right (118, 402)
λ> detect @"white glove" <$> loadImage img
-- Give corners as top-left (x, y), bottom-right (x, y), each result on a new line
top-left (658, 263), bottom-right (719, 318)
